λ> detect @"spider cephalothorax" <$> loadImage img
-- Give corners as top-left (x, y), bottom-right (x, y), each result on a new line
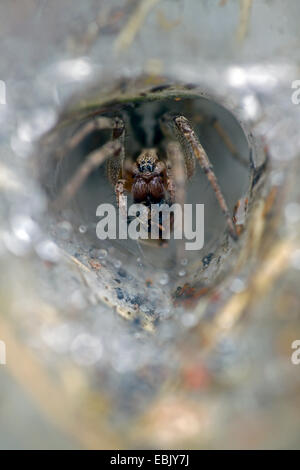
top-left (131, 150), bottom-right (168, 205)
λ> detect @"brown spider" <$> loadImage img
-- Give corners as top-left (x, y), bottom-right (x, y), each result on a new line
top-left (54, 112), bottom-right (238, 241)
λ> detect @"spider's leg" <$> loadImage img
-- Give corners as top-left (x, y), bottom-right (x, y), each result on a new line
top-left (161, 118), bottom-right (193, 261)
top-left (106, 117), bottom-right (131, 219)
top-left (115, 178), bottom-right (127, 217)
top-left (53, 116), bottom-right (126, 210)
top-left (162, 113), bottom-right (237, 241)
top-left (165, 141), bottom-right (188, 262)
top-left (210, 117), bottom-right (248, 168)
top-left (106, 116), bottom-right (126, 186)
top-left (55, 116), bottom-right (115, 161)
top-left (160, 114), bottom-right (195, 181)
top-left (53, 139), bottom-right (121, 210)
top-left (165, 141), bottom-right (187, 207)
top-left (116, 179), bottom-right (150, 239)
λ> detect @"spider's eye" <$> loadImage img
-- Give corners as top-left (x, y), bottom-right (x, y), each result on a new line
top-left (139, 161), bottom-right (154, 172)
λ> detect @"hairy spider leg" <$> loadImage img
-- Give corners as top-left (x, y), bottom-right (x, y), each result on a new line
top-left (105, 116), bottom-right (129, 217)
top-left (53, 116), bottom-right (124, 209)
top-left (165, 141), bottom-right (188, 261)
top-left (55, 116), bottom-right (115, 161)
top-left (210, 117), bottom-right (249, 168)
top-left (161, 113), bottom-right (238, 241)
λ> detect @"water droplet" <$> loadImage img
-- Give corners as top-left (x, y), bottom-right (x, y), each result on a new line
top-left (70, 334), bottom-right (102, 366)
top-left (69, 290), bottom-right (87, 309)
top-left (159, 273), bottom-right (169, 285)
top-left (10, 134), bottom-right (33, 158)
top-left (35, 239), bottom-right (60, 263)
top-left (290, 249), bottom-right (300, 270)
top-left (57, 220), bottom-right (72, 240)
top-left (98, 249), bottom-right (107, 259)
top-left (17, 108), bottom-right (56, 143)
top-left (270, 171), bottom-right (284, 186)
top-left (78, 224), bottom-right (87, 234)
top-left (241, 94), bottom-right (261, 120)
top-left (230, 278), bottom-right (245, 293)
top-left (11, 215), bottom-right (40, 243)
top-left (285, 202), bottom-right (300, 224)
top-left (114, 259), bottom-right (122, 269)
top-left (56, 58), bottom-right (92, 81)
top-left (181, 313), bottom-right (198, 328)
top-left (180, 258), bottom-right (188, 266)
top-left (2, 231), bottom-right (31, 256)
top-left (42, 324), bottom-right (72, 353)
top-left (178, 269), bottom-right (186, 277)
top-left (226, 66), bottom-right (247, 88)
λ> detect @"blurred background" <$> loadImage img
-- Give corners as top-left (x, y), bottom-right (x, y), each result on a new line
top-left (1, 0), bottom-right (300, 449)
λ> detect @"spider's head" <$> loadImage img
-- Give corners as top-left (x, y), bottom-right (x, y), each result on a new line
top-left (137, 149), bottom-right (159, 173)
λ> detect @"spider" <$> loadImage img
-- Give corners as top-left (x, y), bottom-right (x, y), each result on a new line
top-left (54, 112), bottom-right (238, 241)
